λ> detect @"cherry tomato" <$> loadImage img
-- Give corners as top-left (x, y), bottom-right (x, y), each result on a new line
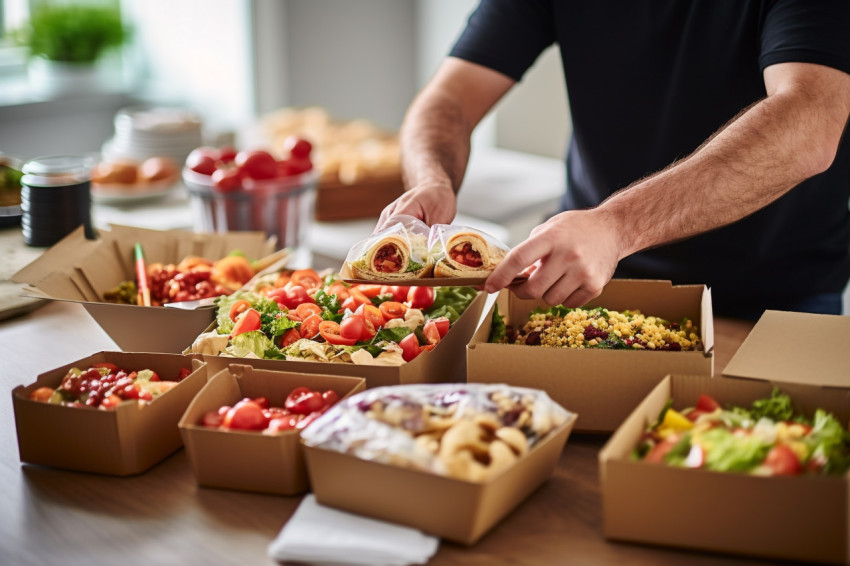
top-left (217, 145), bottom-right (237, 163)
top-left (300, 314), bottom-right (322, 339)
top-left (406, 286), bottom-right (435, 309)
top-left (326, 282), bottom-right (351, 303)
top-left (344, 287), bottom-right (371, 310)
top-left (319, 320), bottom-right (357, 346)
top-left (285, 387), bottom-right (327, 415)
top-left (211, 167), bottom-right (243, 192)
top-left (280, 328), bottom-right (301, 347)
top-left (399, 332), bottom-right (422, 362)
top-left (229, 299), bottom-right (252, 322)
top-left (355, 303), bottom-right (385, 330)
top-left (186, 147), bottom-right (219, 175)
top-left (429, 316), bottom-right (450, 338)
top-left (29, 386), bottom-right (54, 402)
top-left (321, 390), bottom-right (340, 406)
top-left (266, 415), bottom-right (302, 432)
top-left (381, 285), bottom-right (410, 302)
top-left (340, 314), bottom-right (370, 342)
top-left (231, 307), bottom-right (262, 337)
top-left (177, 367), bottom-right (192, 381)
top-left (286, 157), bottom-right (313, 175)
top-left (423, 320), bottom-right (442, 346)
top-left (235, 149), bottom-right (277, 180)
top-left (290, 269), bottom-right (322, 291)
top-left (294, 302), bottom-right (322, 319)
top-left (201, 410), bottom-right (223, 428)
top-left (764, 444), bottom-right (802, 476)
top-left (695, 394), bottom-right (722, 413)
top-left (222, 399), bottom-right (268, 431)
top-left (267, 285), bottom-right (314, 309)
top-left (379, 301), bottom-right (407, 320)
top-left (355, 284), bottom-right (385, 298)
top-left (100, 394), bottom-right (123, 410)
top-left (644, 436), bottom-right (680, 464)
top-left (283, 135), bottom-right (313, 159)
top-left (296, 409), bottom-right (325, 429)
top-left (253, 396), bottom-right (270, 409)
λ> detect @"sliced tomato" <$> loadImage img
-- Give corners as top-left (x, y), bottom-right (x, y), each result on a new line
top-left (380, 285), bottom-right (410, 302)
top-left (291, 269), bottom-right (322, 291)
top-left (299, 314), bottom-right (322, 339)
top-left (763, 444), bottom-right (802, 476)
top-left (280, 328), bottom-right (301, 347)
top-left (400, 332), bottom-right (422, 362)
top-left (379, 301), bottom-right (407, 320)
top-left (319, 320), bottom-right (357, 346)
top-left (326, 282), bottom-right (351, 303)
top-left (340, 314), bottom-right (366, 342)
top-left (321, 390), bottom-right (340, 406)
top-left (294, 302), bottom-right (322, 320)
top-left (355, 284), bottom-right (385, 298)
top-left (231, 308), bottom-right (262, 337)
top-left (355, 303), bottom-right (385, 330)
top-left (228, 299), bottom-right (252, 322)
top-left (423, 320), bottom-right (442, 346)
top-left (695, 393), bottom-right (722, 413)
top-left (274, 272), bottom-right (291, 288)
top-left (643, 435), bottom-right (680, 464)
top-left (429, 316), bottom-right (450, 338)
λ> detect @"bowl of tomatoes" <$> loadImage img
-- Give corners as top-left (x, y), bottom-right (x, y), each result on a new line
top-left (182, 138), bottom-right (317, 250)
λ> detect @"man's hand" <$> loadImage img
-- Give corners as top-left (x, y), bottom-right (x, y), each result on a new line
top-left (484, 209), bottom-right (623, 307)
top-left (375, 181), bottom-right (457, 233)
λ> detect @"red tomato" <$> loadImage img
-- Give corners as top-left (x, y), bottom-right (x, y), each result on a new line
top-left (253, 396), bottom-right (270, 409)
top-left (100, 394), bottom-right (123, 410)
top-left (235, 149), bottom-right (277, 180)
top-left (229, 299), bottom-right (252, 322)
top-left (429, 316), bottom-right (450, 338)
top-left (644, 436), bottom-right (680, 464)
top-left (355, 284), bottom-right (384, 298)
top-left (201, 410), bottom-right (223, 428)
top-left (685, 409), bottom-right (708, 422)
top-left (231, 308), bottom-right (261, 337)
top-left (291, 269), bottom-right (322, 291)
top-left (406, 286), bottom-right (435, 309)
top-left (266, 415), bottom-right (302, 432)
top-left (267, 285), bottom-right (314, 309)
top-left (217, 145), bottom-right (237, 163)
top-left (355, 303), bottom-right (385, 330)
top-left (286, 157), bottom-right (313, 175)
top-left (340, 314), bottom-right (365, 342)
top-left (223, 399), bottom-right (268, 430)
top-left (321, 390), bottom-right (340, 406)
top-left (423, 320), bottom-right (442, 346)
top-left (379, 301), bottom-right (407, 320)
top-left (296, 410), bottom-right (325, 430)
top-left (300, 314), bottom-right (322, 339)
top-left (280, 328), bottom-right (301, 347)
top-left (294, 302), bottom-right (322, 320)
top-left (283, 135), bottom-right (313, 159)
top-left (399, 332), bottom-right (422, 362)
top-left (285, 388), bottom-right (327, 415)
top-left (176, 367), bottom-right (192, 381)
top-left (211, 167), bottom-right (243, 192)
top-left (695, 393), bottom-right (722, 413)
top-left (186, 147), bottom-right (219, 175)
top-left (764, 445), bottom-right (802, 476)
top-left (326, 282), bottom-right (351, 303)
top-left (381, 285), bottom-right (410, 302)
top-left (319, 320), bottom-right (357, 346)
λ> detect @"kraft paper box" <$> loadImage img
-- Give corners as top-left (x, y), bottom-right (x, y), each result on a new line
top-left (200, 291), bottom-right (488, 390)
top-left (601, 311), bottom-right (850, 564)
top-left (12, 351), bottom-right (206, 476)
top-left (303, 410), bottom-right (576, 545)
top-left (178, 363), bottom-right (365, 496)
top-left (314, 173), bottom-right (404, 221)
top-left (467, 279), bottom-right (714, 433)
top-left (11, 225), bottom-right (278, 353)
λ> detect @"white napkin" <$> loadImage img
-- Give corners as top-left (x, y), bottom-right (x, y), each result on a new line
top-left (268, 495), bottom-right (439, 566)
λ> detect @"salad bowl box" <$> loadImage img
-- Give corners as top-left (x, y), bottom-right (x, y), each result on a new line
top-left (11, 224), bottom-right (278, 353)
top-left (199, 290), bottom-right (488, 390)
top-left (467, 279), bottom-right (714, 433)
top-left (600, 310), bottom-right (850, 565)
top-left (178, 363), bottom-right (365, 496)
top-left (12, 351), bottom-right (206, 476)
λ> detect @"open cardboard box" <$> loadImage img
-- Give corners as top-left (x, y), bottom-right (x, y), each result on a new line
top-left (467, 279), bottom-right (714, 433)
top-left (12, 351), bottom-right (206, 476)
top-left (314, 173), bottom-right (404, 221)
top-left (178, 363), bottom-right (365, 496)
top-left (600, 311), bottom-right (850, 564)
top-left (200, 290), bottom-right (488, 389)
top-left (11, 225), bottom-right (279, 353)
top-left (303, 407), bottom-right (577, 545)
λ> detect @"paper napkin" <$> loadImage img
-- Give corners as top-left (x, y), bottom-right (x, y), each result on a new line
top-left (268, 495), bottom-right (439, 566)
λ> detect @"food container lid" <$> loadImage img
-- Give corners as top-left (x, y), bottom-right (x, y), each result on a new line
top-left (22, 155), bottom-right (93, 187)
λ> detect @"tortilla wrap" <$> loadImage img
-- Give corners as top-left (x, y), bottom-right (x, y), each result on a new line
top-left (434, 231), bottom-right (506, 278)
top-left (346, 233), bottom-right (433, 280)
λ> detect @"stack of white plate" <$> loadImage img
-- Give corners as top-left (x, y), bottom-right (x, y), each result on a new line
top-left (101, 106), bottom-right (203, 166)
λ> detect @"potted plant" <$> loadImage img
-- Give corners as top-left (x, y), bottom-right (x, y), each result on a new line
top-left (16, 2), bottom-right (130, 95)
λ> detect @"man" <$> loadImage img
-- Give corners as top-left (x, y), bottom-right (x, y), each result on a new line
top-left (377, 0), bottom-right (850, 319)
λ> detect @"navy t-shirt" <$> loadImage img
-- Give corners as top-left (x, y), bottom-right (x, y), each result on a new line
top-left (450, 0), bottom-right (850, 316)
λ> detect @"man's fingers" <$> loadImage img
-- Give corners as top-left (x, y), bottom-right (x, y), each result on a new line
top-left (484, 240), bottom-right (550, 293)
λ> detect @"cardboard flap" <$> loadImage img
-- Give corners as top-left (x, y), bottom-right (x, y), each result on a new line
top-left (11, 226), bottom-right (101, 287)
top-left (723, 310), bottom-right (850, 388)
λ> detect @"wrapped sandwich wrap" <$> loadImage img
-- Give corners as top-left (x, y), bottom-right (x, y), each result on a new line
top-left (430, 225), bottom-right (508, 278)
top-left (344, 216), bottom-right (434, 280)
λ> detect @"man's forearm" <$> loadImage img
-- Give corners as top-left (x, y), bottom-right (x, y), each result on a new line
top-left (602, 74), bottom-right (850, 259)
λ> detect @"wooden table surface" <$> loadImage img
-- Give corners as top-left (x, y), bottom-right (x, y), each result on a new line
top-left (0, 298), bottom-right (780, 566)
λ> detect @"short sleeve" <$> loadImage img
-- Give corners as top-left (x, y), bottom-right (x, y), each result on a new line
top-left (449, 0), bottom-right (556, 82)
top-left (760, 0), bottom-right (850, 75)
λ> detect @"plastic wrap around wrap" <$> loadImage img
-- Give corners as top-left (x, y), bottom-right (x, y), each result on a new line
top-left (301, 383), bottom-right (572, 481)
top-left (343, 215), bottom-right (434, 280)
top-left (429, 224), bottom-right (509, 278)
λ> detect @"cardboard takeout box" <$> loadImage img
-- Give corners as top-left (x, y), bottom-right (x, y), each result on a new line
top-left (314, 173), bottom-right (404, 221)
top-left (178, 363), bottom-right (365, 495)
top-left (600, 310), bottom-right (850, 564)
top-left (11, 225), bottom-right (278, 353)
top-left (200, 290), bottom-right (488, 389)
top-left (467, 279), bottom-right (714, 433)
top-left (12, 351), bottom-right (206, 476)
